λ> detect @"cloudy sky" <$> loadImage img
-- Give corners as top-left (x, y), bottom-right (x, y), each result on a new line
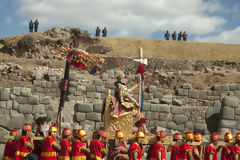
top-left (0, 0), bottom-right (240, 44)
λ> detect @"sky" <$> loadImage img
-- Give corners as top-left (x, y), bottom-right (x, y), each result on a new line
top-left (0, 0), bottom-right (240, 44)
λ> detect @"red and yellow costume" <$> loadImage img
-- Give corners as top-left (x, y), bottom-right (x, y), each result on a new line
top-left (89, 139), bottom-right (105, 160)
top-left (128, 130), bottom-right (144, 160)
top-left (221, 132), bottom-right (233, 160)
top-left (15, 124), bottom-right (32, 160)
top-left (178, 131), bottom-right (193, 160)
top-left (72, 129), bottom-right (88, 160)
top-left (40, 126), bottom-right (58, 160)
top-left (148, 130), bottom-right (166, 160)
top-left (171, 132), bottom-right (182, 160)
top-left (204, 145), bottom-right (217, 160)
top-left (229, 133), bottom-right (240, 160)
top-left (193, 133), bottom-right (203, 160)
top-left (3, 129), bottom-right (19, 160)
top-left (59, 128), bottom-right (72, 160)
top-left (128, 142), bottom-right (143, 160)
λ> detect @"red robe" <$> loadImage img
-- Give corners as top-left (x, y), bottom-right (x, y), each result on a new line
top-left (72, 140), bottom-right (87, 160)
top-left (58, 139), bottom-right (71, 160)
top-left (193, 146), bottom-right (203, 160)
top-left (128, 142), bottom-right (143, 160)
top-left (178, 143), bottom-right (192, 160)
top-left (150, 142), bottom-right (166, 160)
top-left (204, 145), bottom-right (217, 160)
top-left (229, 144), bottom-right (240, 160)
top-left (89, 139), bottom-right (105, 160)
top-left (15, 136), bottom-right (31, 160)
top-left (171, 145), bottom-right (179, 160)
top-left (40, 136), bottom-right (57, 160)
top-left (3, 140), bottom-right (17, 160)
top-left (221, 146), bottom-right (231, 160)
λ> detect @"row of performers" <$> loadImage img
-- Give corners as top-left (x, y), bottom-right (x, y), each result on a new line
top-left (2, 123), bottom-right (240, 160)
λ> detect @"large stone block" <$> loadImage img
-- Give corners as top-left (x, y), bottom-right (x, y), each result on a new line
top-left (94, 79), bottom-right (103, 86)
top-left (231, 84), bottom-right (237, 91)
top-left (177, 89), bottom-right (188, 96)
top-left (237, 120), bottom-right (240, 130)
top-left (172, 99), bottom-right (183, 106)
top-left (142, 102), bottom-right (151, 111)
top-left (0, 127), bottom-right (9, 143)
top-left (213, 85), bottom-right (222, 91)
top-left (101, 73), bottom-right (108, 81)
top-left (74, 91), bottom-right (82, 96)
top-left (206, 101), bottom-right (221, 119)
top-left (160, 95), bottom-right (172, 104)
top-left (171, 106), bottom-right (183, 114)
top-left (46, 82), bottom-right (52, 88)
top-left (86, 113), bottom-right (101, 122)
top-left (148, 85), bottom-right (157, 93)
top-left (80, 120), bottom-right (95, 130)
top-left (182, 83), bottom-right (192, 89)
top-left (167, 122), bottom-right (177, 130)
top-left (154, 121), bottom-right (167, 128)
top-left (158, 113), bottom-right (172, 121)
top-left (77, 85), bottom-right (86, 92)
top-left (223, 96), bottom-right (240, 108)
top-left (156, 104), bottom-right (170, 113)
top-left (95, 122), bottom-right (104, 130)
top-left (6, 101), bottom-right (12, 110)
top-left (222, 106), bottom-right (235, 120)
top-left (199, 90), bottom-right (207, 100)
top-left (33, 80), bottom-right (41, 87)
top-left (21, 87), bottom-right (31, 97)
top-left (190, 90), bottom-right (199, 99)
top-left (93, 103), bottom-right (102, 113)
top-left (219, 119), bottom-right (236, 129)
top-left (18, 104), bottom-right (33, 114)
top-left (28, 95), bottom-right (39, 105)
top-left (35, 72), bottom-right (42, 80)
top-left (13, 87), bottom-right (21, 96)
top-left (32, 104), bottom-right (45, 114)
top-left (24, 114), bottom-right (34, 124)
top-left (172, 115), bottom-right (188, 125)
top-left (0, 90), bottom-right (10, 101)
top-left (96, 86), bottom-right (106, 93)
top-left (0, 108), bottom-right (9, 115)
top-left (75, 112), bottom-right (86, 122)
top-left (194, 123), bottom-right (207, 131)
top-left (0, 101), bottom-right (6, 108)
top-left (69, 72), bottom-right (77, 81)
top-left (0, 114), bottom-right (25, 130)
top-left (83, 124), bottom-right (94, 138)
top-left (16, 96), bottom-right (28, 104)
top-left (185, 123), bottom-right (194, 130)
top-left (40, 96), bottom-right (51, 104)
top-left (12, 101), bottom-right (19, 110)
top-left (69, 81), bottom-right (77, 87)
top-left (86, 86), bottom-right (96, 92)
top-left (76, 103), bottom-right (93, 113)
top-left (146, 112), bottom-right (159, 120)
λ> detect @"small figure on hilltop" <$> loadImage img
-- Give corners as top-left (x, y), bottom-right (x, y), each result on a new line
top-left (178, 31), bottom-right (182, 41)
top-left (102, 27), bottom-right (107, 37)
top-left (172, 31), bottom-right (177, 40)
top-left (95, 26), bottom-right (101, 37)
top-left (183, 31), bottom-right (187, 41)
top-left (34, 19), bottom-right (39, 32)
top-left (164, 30), bottom-right (170, 40)
top-left (29, 20), bottom-right (33, 33)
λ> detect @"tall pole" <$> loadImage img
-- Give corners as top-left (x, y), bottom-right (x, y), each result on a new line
top-left (56, 59), bottom-right (71, 134)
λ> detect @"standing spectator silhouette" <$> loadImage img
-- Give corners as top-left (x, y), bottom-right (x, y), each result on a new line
top-left (95, 26), bottom-right (101, 37)
top-left (164, 30), bottom-right (170, 40)
top-left (34, 19), bottom-right (39, 32)
top-left (29, 20), bottom-right (33, 33)
top-left (178, 31), bottom-right (182, 41)
top-left (182, 31), bottom-right (187, 41)
top-left (102, 27), bottom-right (107, 37)
top-left (172, 31), bottom-right (177, 40)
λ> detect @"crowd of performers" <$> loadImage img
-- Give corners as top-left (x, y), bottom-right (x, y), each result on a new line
top-left (3, 123), bottom-right (240, 160)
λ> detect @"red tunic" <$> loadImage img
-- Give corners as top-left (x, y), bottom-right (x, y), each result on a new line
top-left (229, 144), bottom-right (240, 160)
top-left (221, 146), bottom-right (231, 160)
top-left (15, 136), bottom-right (31, 160)
top-left (40, 136), bottom-right (57, 160)
top-left (128, 142), bottom-right (143, 160)
top-left (3, 140), bottom-right (17, 160)
top-left (150, 142), bottom-right (166, 160)
top-left (171, 145), bottom-right (179, 160)
top-left (193, 146), bottom-right (203, 160)
top-left (58, 139), bottom-right (71, 160)
top-left (72, 140), bottom-right (86, 160)
top-left (89, 139), bottom-right (105, 160)
top-left (178, 143), bottom-right (192, 160)
top-left (204, 145), bottom-right (217, 160)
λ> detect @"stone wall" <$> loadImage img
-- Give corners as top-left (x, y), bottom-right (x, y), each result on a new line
top-left (1, 68), bottom-right (240, 158)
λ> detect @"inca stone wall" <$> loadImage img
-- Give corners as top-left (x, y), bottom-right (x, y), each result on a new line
top-left (1, 67), bottom-right (240, 158)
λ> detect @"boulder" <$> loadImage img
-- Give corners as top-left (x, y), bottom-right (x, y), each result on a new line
top-left (76, 103), bottom-right (93, 113)
top-left (172, 115), bottom-right (188, 125)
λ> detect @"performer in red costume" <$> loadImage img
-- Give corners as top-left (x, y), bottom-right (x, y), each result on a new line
top-left (89, 129), bottom-right (108, 160)
top-left (15, 123), bottom-right (34, 160)
top-left (221, 132), bottom-right (233, 160)
top-left (171, 132), bottom-right (183, 160)
top-left (58, 128), bottom-right (72, 160)
top-left (72, 129), bottom-right (91, 160)
top-left (204, 132), bottom-right (221, 160)
top-left (128, 130), bottom-right (145, 160)
top-left (147, 130), bottom-right (166, 160)
top-left (40, 126), bottom-right (61, 160)
top-left (229, 132), bottom-right (240, 160)
top-left (192, 133), bottom-right (203, 160)
top-left (3, 129), bottom-right (19, 160)
top-left (178, 131), bottom-right (194, 160)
